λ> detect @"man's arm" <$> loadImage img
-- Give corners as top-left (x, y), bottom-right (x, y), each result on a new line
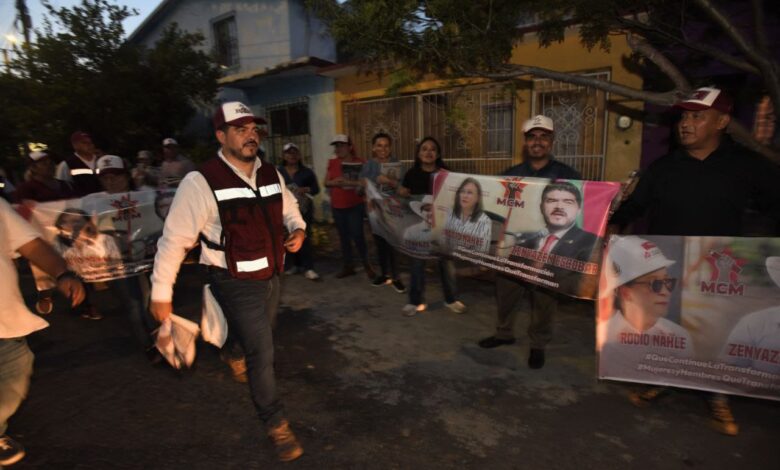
top-left (17, 238), bottom-right (85, 306)
top-left (55, 161), bottom-right (72, 182)
top-left (149, 173), bottom-right (210, 321)
top-left (277, 170), bottom-right (307, 253)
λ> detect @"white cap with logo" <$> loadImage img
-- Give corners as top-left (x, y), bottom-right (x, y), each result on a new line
top-left (603, 236), bottom-right (675, 293)
top-left (522, 115), bottom-right (554, 133)
top-left (283, 142), bottom-right (299, 152)
top-left (330, 134), bottom-right (350, 145)
top-left (162, 137), bottom-right (178, 146)
top-left (96, 155), bottom-right (126, 173)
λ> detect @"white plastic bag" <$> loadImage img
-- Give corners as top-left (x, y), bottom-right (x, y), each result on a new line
top-left (201, 284), bottom-right (228, 347)
top-left (155, 313), bottom-right (200, 369)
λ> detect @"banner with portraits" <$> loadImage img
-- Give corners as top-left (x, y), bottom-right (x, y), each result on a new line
top-left (19, 190), bottom-right (175, 282)
top-left (366, 171), bottom-right (621, 299)
top-left (597, 235), bottom-right (780, 401)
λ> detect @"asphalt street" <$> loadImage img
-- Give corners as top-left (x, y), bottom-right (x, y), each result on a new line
top-left (9, 253), bottom-right (780, 469)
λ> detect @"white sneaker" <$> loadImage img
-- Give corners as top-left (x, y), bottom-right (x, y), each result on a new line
top-left (445, 300), bottom-right (466, 314)
top-left (304, 269), bottom-right (320, 281)
top-left (402, 303), bottom-right (426, 317)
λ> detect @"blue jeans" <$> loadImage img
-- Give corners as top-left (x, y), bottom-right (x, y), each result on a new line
top-left (0, 338), bottom-right (34, 435)
top-left (332, 204), bottom-right (368, 266)
top-left (409, 257), bottom-right (456, 306)
top-left (208, 269), bottom-right (284, 427)
top-left (374, 234), bottom-right (399, 279)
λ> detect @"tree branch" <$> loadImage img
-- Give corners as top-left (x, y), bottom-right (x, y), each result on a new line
top-left (461, 63), bottom-right (680, 106)
top-left (691, 0), bottom-right (767, 69)
top-left (626, 32), bottom-right (690, 91)
top-left (751, 0), bottom-right (770, 55)
top-left (615, 16), bottom-right (759, 75)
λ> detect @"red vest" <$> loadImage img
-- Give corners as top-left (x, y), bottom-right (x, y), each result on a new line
top-left (64, 154), bottom-right (102, 196)
top-left (199, 156), bottom-right (285, 280)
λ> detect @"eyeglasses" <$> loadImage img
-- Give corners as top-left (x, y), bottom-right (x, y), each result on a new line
top-left (629, 278), bottom-right (677, 293)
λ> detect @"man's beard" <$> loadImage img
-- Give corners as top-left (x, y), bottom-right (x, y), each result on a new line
top-left (226, 144), bottom-right (257, 162)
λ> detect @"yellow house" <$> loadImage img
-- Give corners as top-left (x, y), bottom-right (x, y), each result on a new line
top-left (320, 27), bottom-right (643, 182)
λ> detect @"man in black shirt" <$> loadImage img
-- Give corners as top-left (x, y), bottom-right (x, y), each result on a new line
top-left (479, 116), bottom-right (582, 370)
top-left (610, 86), bottom-right (780, 436)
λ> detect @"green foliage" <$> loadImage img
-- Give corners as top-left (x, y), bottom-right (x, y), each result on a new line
top-left (0, 0), bottom-right (220, 166)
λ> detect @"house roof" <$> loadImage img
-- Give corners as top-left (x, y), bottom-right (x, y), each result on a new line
top-left (126, 0), bottom-right (181, 44)
top-left (219, 56), bottom-right (334, 87)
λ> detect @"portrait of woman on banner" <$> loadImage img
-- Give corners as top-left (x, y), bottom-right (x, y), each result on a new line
top-left (441, 177), bottom-right (492, 255)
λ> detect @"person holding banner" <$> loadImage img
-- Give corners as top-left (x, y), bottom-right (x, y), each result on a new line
top-left (150, 102), bottom-right (306, 462)
top-left (441, 177), bottom-right (492, 255)
top-left (479, 116), bottom-right (587, 370)
top-left (598, 236), bottom-right (694, 377)
top-left (399, 137), bottom-right (466, 316)
top-left (0, 198), bottom-right (86, 466)
top-left (608, 86), bottom-right (780, 435)
top-left (361, 132), bottom-right (406, 293)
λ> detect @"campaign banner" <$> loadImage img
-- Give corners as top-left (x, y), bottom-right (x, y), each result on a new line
top-left (19, 190), bottom-right (175, 282)
top-left (365, 181), bottom-right (438, 260)
top-left (597, 235), bottom-right (780, 401)
top-left (429, 171), bottom-right (620, 299)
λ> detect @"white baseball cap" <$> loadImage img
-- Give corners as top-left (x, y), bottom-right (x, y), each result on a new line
top-left (162, 137), bottom-right (178, 146)
top-left (674, 87), bottom-right (733, 113)
top-left (330, 134), bottom-right (350, 145)
top-left (603, 236), bottom-right (675, 292)
top-left (212, 101), bottom-right (267, 129)
top-left (522, 115), bottom-right (554, 133)
top-left (97, 155), bottom-right (126, 174)
top-left (283, 142), bottom-right (299, 152)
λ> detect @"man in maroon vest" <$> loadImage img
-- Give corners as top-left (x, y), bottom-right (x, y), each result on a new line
top-left (55, 131), bottom-right (102, 196)
top-left (150, 101), bottom-right (306, 462)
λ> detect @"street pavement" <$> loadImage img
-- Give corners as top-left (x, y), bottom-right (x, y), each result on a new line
top-left (10, 256), bottom-right (780, 469)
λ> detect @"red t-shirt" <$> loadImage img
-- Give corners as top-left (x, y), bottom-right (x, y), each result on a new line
top-left (326, 157), bottom-right (366, 209)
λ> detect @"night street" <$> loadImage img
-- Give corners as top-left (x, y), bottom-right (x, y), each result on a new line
top-left (10, 256), bottom-right (780, 469)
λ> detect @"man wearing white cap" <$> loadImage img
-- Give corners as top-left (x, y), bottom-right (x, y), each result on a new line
top-left (159, 137), bottom-right (194, 188)
top-left (597, 236), bottom-right (694, 378)
top-left (478, 116), bottom-right (582, 369)
top-left (609, 85), bottom-right (780, 436)
top-left (150, 101), bottom-right (306, 461)
top-left (503, 115), bottom-right (581, 179)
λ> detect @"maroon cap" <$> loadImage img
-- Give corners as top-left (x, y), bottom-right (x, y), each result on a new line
top-left (70, 131), bottom-right (92, 145)
top-left (674, 87), bottom-right (733, 113)
top-left (212, 101), bottom-right (267, 129)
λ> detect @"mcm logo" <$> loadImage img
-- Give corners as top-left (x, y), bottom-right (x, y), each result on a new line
top-left (641, 241), bottom-right (658, 259)
top-left (701, 247), bottom-right (746, 296)
top-left (690, 90), bottom-right (710, 101)
top-left (496, 177), bottom-right (527, 208)
top-left (110, 194), bottom-right (141, 223)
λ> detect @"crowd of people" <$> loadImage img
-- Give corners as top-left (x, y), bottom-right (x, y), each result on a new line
top-left (1, 85), bottom-right (779, 465)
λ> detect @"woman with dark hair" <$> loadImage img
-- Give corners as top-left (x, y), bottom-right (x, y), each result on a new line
top-left (399, 137), bottom-right (465, 316)
top-left (442, 177), bottom-right (492, 254)
top-left (361, 132), bottom-right (405, 292)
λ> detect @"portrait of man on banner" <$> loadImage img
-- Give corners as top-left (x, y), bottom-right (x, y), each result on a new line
top-left (504, 180), bottom-right (601, 298)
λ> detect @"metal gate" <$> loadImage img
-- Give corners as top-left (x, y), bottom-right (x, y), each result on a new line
top-left (343, 85), bottom-right (515, 175)
top-left (532, 71), bottom-right (610, 180)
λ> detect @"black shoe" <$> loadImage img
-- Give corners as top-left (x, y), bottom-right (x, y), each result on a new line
top-left (0, 435), bottom-right (25, 466)
top-left (528, 348), bottom-right (545, 369)
top-left (372, 275), bottom-right (390, 287)
top-left (392, 278), bottom-right (406, 293)
top-left (478, 336), bottom-right (516, 349)
top-left (335, 266), bottom-right (356, 279)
